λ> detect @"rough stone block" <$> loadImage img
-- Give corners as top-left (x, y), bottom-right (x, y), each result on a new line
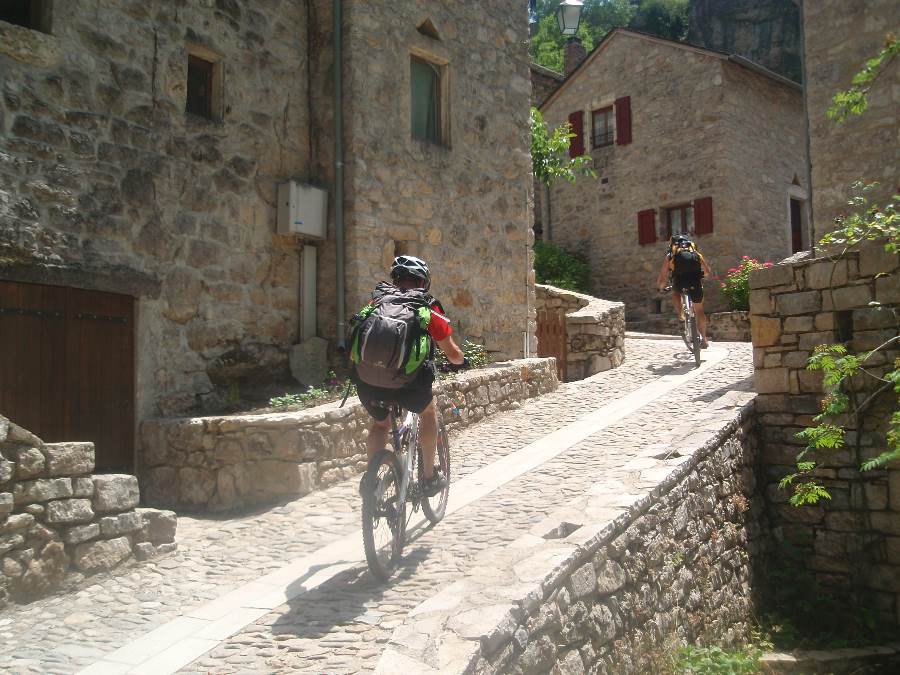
top-left (595, 559), bottom-right (625, 595)
top-left (43, 442), bottom-right (95, 476)
top-left (99, 511), bottom-right (142, 536)
top-left (814, 313), bottom-right (835, 331)
top-left (748, 289), bottom-right (772, 315)
top-left (783, 316), bottom-right (814, 333)
top-left (799, 331), bottom-right (835, 351)
top-left (133, 542), bottom-right (156, 561)
top-left (798, 370), bottom-right (824, 393)
top-left (92, 474), bottom-right (140, 513)
top-left (0, 459), bottom-right (13, 484)
top-left (776, 291), bottom-right (821, 316)
top-left (859, 244), bottom-right (899, 277)
top-left (64, 523), bottom-right (100, 545)
top-left (804, 259), bottom-right (847, 289)
top-left (0, 514), bottom-right (34, 533)
top-left (750, 316), bottom-right (781, 347)
top-left (73, 536), bottom-right (131, 572)
top-left (72, 477), bottom-right (94, 497)
top-left (852, 307), bottom-right (897, 330)
top-left (754, 368), bottom-right (790, 394)
top-left (45, 498), bottom-right (94, 524)
top-left (0, 534), bottom-right (25, 555)
top-left (828, 284), bottom-right (873, 310)
top-left (875, 275), bottom-right (899, 305)
top-left (750, 264), bottom-right (794, 290)
top-left (135, 508), bottom-right (177, 544)
top-left (15, 447), bottom-right (45, 479)
top-left (13, 478), bottom-right (72, 504)
top-left (290, 336), bottom-right (330, 386)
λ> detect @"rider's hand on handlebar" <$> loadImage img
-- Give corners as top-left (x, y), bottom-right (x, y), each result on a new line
top-left (439, 357), bottom-right (470, 373)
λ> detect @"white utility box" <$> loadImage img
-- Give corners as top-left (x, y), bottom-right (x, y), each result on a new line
top-left (277, 182), bottom-right (327, 238)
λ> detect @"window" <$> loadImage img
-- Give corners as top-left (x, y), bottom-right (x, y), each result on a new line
top-left (591, 107), bottom-right (613, 148)
top-left (411, 56), bottom-right (444, 145)
top-left (186, 46), bottom-right (223, 121)
top-left (665, 204), bottom-right (694, 239)
top-left (0, 0), bottom-right (52, 33)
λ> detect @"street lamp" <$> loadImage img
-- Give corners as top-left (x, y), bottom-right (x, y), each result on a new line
top-left (555, 0), bottom-right (584, 38)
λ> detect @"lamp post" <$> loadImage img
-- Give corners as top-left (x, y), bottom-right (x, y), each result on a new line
top-left (555, 0), bottom-right (584, 39)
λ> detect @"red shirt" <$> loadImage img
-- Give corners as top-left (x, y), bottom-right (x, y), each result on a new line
top-left (428, 303), bottom-right (452, 341)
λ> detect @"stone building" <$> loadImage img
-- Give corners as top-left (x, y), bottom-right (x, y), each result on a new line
top-left (801, 0), bottom-right (900, 236)
top-left (539, 28), bottom-right (807, 319)
top-left (0, 1), bottom-right (535, 471)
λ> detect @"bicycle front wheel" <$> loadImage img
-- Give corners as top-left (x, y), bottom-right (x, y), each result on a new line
top-left (361, 449), bottom-right (406, 581)
top-left (688, 316), bottom-right (701, 367)
top-left (419, 414), bottom-right (451, 524)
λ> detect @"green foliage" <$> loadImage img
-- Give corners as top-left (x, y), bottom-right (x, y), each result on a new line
top-left (530, 108), bottom-right (596, 188)
top-left (533, 240), bottom-right (590, 292)
top-left (819, 182), bottom-right (899, 255)
top-left (434, 339), bottom-right (489, 374)
top-left (268, 371), bottom-right (353, 408)
top-left (719, 256), bottom-right (773, 311)
top-left (827, 34), bottom-right (898, 123)
top-left (528, 0), bottom-right (687, 72)
top-left (671, 641), bottom-right (767, 675)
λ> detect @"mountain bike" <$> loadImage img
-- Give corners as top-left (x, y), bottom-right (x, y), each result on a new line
top-left (360, 399), bottom-right (452, 580)
top-left (665, 283), bottom-right (702, 367)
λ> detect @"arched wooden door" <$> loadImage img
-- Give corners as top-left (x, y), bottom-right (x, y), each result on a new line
top-left (0, 280), bottom-right (134, 471)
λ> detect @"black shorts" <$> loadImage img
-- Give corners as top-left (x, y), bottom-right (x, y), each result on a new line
top-left (673, 275), bottom-right (704, 303)
top-left (353, 367), bottom-right (435, 421)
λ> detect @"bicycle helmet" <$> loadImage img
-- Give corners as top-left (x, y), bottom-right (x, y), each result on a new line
top-left (390, 255), bottom-right (431, 290)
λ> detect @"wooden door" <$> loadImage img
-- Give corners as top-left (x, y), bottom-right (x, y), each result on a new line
top-left (536, 308), bottom-right (567, 381)
top-left (0, 281), bottom-right (134, 470)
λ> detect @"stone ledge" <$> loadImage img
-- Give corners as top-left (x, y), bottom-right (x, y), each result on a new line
top-left (375, 391), bottom-right (759, 674)
top-left (140, 358), bottom-right (560, 512)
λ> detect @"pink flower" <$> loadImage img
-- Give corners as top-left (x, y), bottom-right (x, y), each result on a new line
top-left (742, 255), bottom-right (749, 260)
top-left (728, 268), bottom-right (737, 273)
top-left (764, 262), bottom-right (773, 268)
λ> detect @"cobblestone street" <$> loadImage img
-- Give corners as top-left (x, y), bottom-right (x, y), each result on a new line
top-left (0, 337), bottom-right (753, 674)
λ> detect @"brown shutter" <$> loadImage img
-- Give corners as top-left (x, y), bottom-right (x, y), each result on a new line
top-left (615, 96), bottom-right (632, 145)
top-left (568, 110), bottom-right (584, 157)
top-left (694, 196), bottom-right (713, 235)
top-left (637, 208), bottom-right (657, 245)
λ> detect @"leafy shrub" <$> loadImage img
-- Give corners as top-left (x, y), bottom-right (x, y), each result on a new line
top-left (534, 241), bottom-right (590, 292)
top-left (435, 339), bottom-right (488, 374)
top-left (268, 371), bottom-right (353, 408)
top-left (719, 256), bottom-right (773, 311)
top-left (671, 643), bottom-right (765, 675)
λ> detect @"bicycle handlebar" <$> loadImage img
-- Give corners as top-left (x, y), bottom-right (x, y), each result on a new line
top-left (437, 357), bottom-right (470, 373)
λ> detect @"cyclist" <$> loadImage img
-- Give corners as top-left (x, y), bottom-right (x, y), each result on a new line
top-left (351, 255), bottom-right (466, 497)
top-left (656, 234), bottom-right (713, 348)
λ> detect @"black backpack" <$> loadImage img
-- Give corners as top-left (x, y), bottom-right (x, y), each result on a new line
top-left (349, 282), bottom-right (436, 389)
top-left (671, 240), bottom-right (702, 278)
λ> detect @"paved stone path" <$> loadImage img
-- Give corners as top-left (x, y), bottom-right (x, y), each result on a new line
top-left (0, 337), bottom-right (753, 674)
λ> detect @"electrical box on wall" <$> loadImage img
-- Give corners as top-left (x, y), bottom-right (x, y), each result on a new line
top-left (277, 182), bottom-right (327, 238)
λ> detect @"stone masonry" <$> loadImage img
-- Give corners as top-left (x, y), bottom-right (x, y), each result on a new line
top-left (749, 243), bottom-right (900, 623)
top-left (802, 0), bottom-right (900, 236)
top-left (377, 393), bottom-right (764, 674)
top-left (140, 358), bottom-right (558, 511)
top-left (541, 29), bottom-right (806, 319)
top-left (0, 415), bottom-right (176, 608)
top-left (0, 1), bottom-right (311, 419)
top-left (536, 283), bottom-right (625, 380)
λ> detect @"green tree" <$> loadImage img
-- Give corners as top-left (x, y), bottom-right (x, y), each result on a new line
top-left (530, 107), bottom-right (595, 189)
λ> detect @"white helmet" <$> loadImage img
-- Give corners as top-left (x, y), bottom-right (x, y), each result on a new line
top-left (390, 255), bottom-right (431, 290)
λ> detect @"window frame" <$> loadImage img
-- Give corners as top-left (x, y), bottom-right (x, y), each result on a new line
top-left (665, 203), bottom-right (694, 239)
top-left (591, 106), bottom-right (614, 149)
top-left (185, 44), bottom-right (224, 122)
top-left (409, 49), bottom-right (450, 147)
top-left (0, 0), bottom-right (53, 33)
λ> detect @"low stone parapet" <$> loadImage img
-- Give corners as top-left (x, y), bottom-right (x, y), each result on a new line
top-left (0, 416), bottom-right (176, 609)
top-left (375, 392), bottom-right (762, 674)
top-left (535, 284), bottom-right (625, 379)
top-left (140, 358), bottom-right (559, 512)
top-left (629, 311), bottom-right (751, 341)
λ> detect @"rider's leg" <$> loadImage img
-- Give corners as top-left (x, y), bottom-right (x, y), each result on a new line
top-left (418, 398), bottom-right (438, 480)
top-left (695, 301), bottom-right (708, 341)
top-left (671, 290), bottom-right (684, 321)
top-left (366, 416), bottom-right (391, 460)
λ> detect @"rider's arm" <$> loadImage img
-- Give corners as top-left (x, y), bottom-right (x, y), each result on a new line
top-left (701, 256), bottom-right (713, 277)
top-left (436, 335), bottom-right (465, 365)
top-left (656, 257), bottom-right (670, 291)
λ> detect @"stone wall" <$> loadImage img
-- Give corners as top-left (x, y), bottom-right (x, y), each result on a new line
top-left (541, 30), bottom-right (806, 321)
top-left (140, 359), bottom-right (559, 512)
top-left (688, 0), bottom-right (802, 82)
top-left (749, 243), bottom-right (900, 623)
top-left (633, 311), bottom-right (751, 342)
top-left (0, 415), bottom-right (176, 609)
top-left (337, 0), bottom-right (537, 360)
top-left (535, 284), bottom-right (625, 380)
top-left (376, 393), bottom-right (764, 674)
top-left (802, 0), bottom-right (900, 236)
top-left (530, 62), bottom-right (563, 107)
top-left (0, 2), bottom-right (311, 419)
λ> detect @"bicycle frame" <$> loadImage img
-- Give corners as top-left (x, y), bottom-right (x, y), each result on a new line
top-left (388, 407), bottom-right (418, 507)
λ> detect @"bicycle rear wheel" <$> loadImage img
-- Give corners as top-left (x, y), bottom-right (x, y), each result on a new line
top-left (688, 315), bottom-right (701, 367)
top-left (361, 449), bottom-right (406, 580)
top-left (419, 414), bottom-right (450, 524)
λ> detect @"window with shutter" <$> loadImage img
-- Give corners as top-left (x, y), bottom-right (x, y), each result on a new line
top-left (568, 110), bottom-right (584, 158)
top-left (637, 209), bottom-right (657, 245)
top-left (694, 196), bottom-right (713, 235)
top-left (614, 96), bottom-right (631, 145)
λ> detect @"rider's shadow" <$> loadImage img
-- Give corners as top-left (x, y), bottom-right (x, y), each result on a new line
top-left (645, 352), bottom-right (697, 376)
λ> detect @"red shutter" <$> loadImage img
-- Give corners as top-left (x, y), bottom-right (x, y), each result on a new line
top-left (567, 110), bottom-right (584, 157)
top-left (637, 209), bottom-right (657, 245)
top-left (615, 96), bottom-right (632, 145)
top-left (694, 196), bottom-right (713, 235)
